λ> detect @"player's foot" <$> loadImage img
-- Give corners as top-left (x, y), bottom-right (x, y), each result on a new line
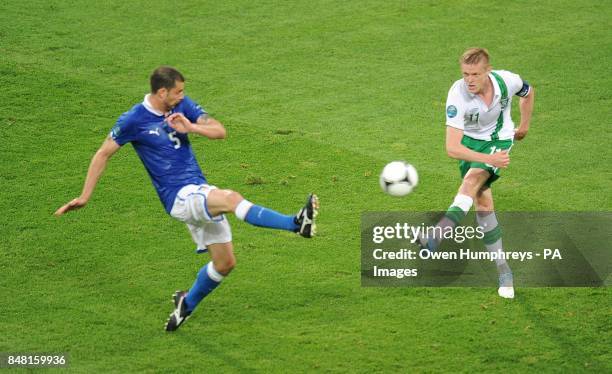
top-left (294, 194), bottom-right (319, 238)
top-left (165, 290), bottom-right (191, 331)
top-left (497, 272), bottom-right (515, 299)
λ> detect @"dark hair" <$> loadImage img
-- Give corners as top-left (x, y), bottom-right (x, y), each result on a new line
top-left (150, 66), bottom-right (185, 93)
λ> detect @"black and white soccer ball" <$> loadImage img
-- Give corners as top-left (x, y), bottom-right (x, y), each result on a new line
top-left (379, 161), bottom-right (419, 197)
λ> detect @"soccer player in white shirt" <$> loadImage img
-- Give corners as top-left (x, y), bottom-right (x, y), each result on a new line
top-left (422, 48), bottom-right (535, 298)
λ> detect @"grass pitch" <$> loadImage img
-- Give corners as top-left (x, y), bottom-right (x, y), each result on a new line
top-left (1, 0), bottom-right (610, 372)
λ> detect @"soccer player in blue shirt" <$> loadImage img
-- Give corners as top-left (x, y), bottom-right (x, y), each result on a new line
top-left (55, 66), bottom-right (319, 331)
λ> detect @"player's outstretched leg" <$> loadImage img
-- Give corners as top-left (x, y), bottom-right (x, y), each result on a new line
top-left (209, 190), bottom-right (319, 238)
top-left (419, 169), bottom-right (489, 251)
top-left (235, 194), bottom-right (319, 237)
top-left (419, 193), bottom-right (473, 252)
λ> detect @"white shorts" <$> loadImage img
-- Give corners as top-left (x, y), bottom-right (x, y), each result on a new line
top-left (170, 184), bottom-right (232, 252)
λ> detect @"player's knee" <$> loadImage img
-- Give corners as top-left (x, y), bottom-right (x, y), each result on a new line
top-left (476, 201), bottom-right (494, 212)
top-left (476, 196), bottom-right (494, 212)
top-left (476, 189), bottom-right (494, 212)
top-left (223, 190), bottom-right (244, 212)
top-left (214, 256), bottom-right (236, 275)
top-left (458, 183), bottom-right (477, 199)
top-left (461, 175), bottom-right (484, 197)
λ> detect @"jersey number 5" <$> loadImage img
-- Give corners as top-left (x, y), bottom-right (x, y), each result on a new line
top-left (168, 131), bottom-right (181, 149)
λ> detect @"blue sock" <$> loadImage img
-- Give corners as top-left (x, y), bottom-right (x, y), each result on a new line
top-left (239, 202), bottom-right (299, 232)
top-left (184, 263), bottom-right (223, 313)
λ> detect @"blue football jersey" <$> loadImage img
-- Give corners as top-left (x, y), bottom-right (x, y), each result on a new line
top-left (110, 95), bottom-right (208, 213)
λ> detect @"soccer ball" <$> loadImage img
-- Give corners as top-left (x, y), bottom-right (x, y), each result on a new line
top-left (379, 161), bottom-right (419, 197)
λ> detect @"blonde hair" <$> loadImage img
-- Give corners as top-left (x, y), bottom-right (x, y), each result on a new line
top-left (460, 48), bottom-right (490, 66)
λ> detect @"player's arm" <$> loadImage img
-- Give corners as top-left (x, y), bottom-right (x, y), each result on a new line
top-left (167, 113), bottom-right (226, 139)
top-left (54, 137), bottom-right (121, 216)
top-left (195, 115), bottom-right (226, 139)
top-left (515, 86), bottom-right (535, 141)
top-left (445, 126), bottom-right (510, 168)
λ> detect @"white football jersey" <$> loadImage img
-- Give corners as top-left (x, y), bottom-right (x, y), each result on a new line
top-left (445, 70), bottom-right (530, 141)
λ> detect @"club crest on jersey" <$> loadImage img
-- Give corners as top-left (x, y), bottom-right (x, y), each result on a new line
top-left (149, 128), bottom-right (160, 136)
top-left (500, 97), bottom-right (509, 110)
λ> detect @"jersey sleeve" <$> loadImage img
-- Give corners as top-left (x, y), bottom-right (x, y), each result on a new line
top-left (499, 70), bottom-right (531, 98)
top-left (109, 112), bottom-right (137, 146)
top-left (181, 96), bottom-right (207, 123)
top-left (445, 82), bottom-right (464, 130)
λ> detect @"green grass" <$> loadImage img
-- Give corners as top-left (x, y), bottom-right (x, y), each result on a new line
top-left (1, 0), bottom-right (610, 372)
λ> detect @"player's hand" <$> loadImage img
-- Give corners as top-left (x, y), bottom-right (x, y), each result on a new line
top-left (488, 151), bottom-right (510, 168)
top-left (167, 113), bottom-right (196, 134)
top-left (514, 125), bottom-right (529, 141)
top-left (54, 197), bottom-right (88, 216)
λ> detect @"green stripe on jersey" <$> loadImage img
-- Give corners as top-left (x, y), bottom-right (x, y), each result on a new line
top-left (490, 72), bottom-right (508, 141)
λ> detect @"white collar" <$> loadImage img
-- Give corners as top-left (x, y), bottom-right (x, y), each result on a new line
top-left (489, 73), bottom-right (501, 100)
top-left (143, 94), bottom-right (165, 116)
